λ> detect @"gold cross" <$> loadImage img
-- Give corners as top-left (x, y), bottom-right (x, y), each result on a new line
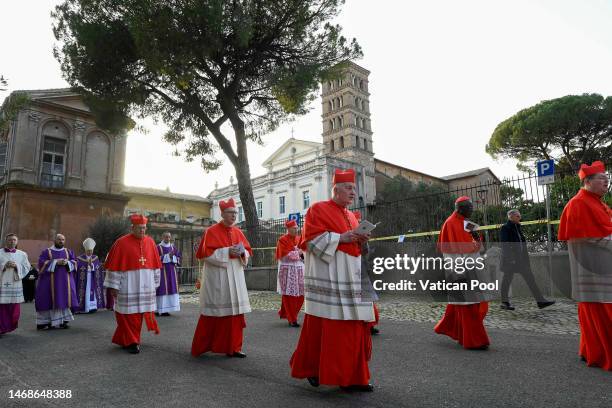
top-left (139, 256), bottom-right (146, 266)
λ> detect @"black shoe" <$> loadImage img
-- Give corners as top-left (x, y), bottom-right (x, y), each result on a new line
top-left (36, 324), bottom-right (51, 331)
top-left (127, 344), bottom-right (140, 354)
top-left (88, 309), bottom-right (97, 314)
top-left (161, 313), bottom-right (170, 316)
top-left (307, 377), bottom-right (320, 387)
top-left (469, 344), bottom-right (489, 350)
top-left (580, 355), bottom-right (587, 362)
top-left (500, 302), bottom-right (515, 311)
top-left (370, 327), bottom-right (380, 335)
top-left (227, 351), bottom-right (246, 358)
top-left (289, 321), bottom-right (300, 327)
top-left (59, 322), bottom-right (69, 329)
top-left (341, 384), bottom-right (374, 392)
top-left (537, 300), bottom-right (555, 309)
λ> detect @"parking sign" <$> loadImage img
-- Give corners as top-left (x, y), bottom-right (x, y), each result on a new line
top-left (536, 160), bottom-right (555, 185)
top-left (288, 213), bottom-right (301, 224)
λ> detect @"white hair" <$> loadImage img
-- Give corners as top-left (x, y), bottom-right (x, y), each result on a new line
top-left (507, 209), bottom-right (520, 219)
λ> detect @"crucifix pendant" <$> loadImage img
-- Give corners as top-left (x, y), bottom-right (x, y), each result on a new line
top-left (139, 256), bottom-right (147, 266)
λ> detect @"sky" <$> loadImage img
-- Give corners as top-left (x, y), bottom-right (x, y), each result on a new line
top-left (2, 0), bottom-right (612, 197)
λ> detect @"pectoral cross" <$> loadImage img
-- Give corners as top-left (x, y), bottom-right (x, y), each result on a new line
top-left (139, 256), bottom-right (147, 266)
top-left (3, 282), bottom-right (10, 288)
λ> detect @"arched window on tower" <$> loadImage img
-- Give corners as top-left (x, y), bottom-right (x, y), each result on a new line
top-left (359, 80), bottom-right (364, 90)
top-left (363, 119), bottom-right (368, 130)
top-left (363, 139), bottom-right (368, 151)
top-left (330, 139), bottom-right (335, 151)
top-left (328, 100), bottom-right (333, 112)
top-left (353, 76), bottom-right (358, 87)
top-left (355, 136), bottom-right (360, 148)
top-left (362, 100), bottom-right (366, 111)
top-left (329, 119), bottom-right (334, 131)
top-left (339, 115), bottom-right (344, 127)
top-left (340, 136), bottom-right (345, 149)
top-left (354, 116), bottom-right (358, 126)
top-left (339, 95), bottom-right (343, 107)
top-left (336, 97), bottom-right (341, 108)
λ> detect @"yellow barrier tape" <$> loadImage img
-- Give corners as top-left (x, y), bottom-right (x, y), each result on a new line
top-left (251, 218), bottom-right (561, 250)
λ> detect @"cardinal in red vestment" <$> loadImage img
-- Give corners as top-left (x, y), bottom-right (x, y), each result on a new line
top-left (434, 196), bottom-right (490, 350)
top-left (104, 214), bottom-right (162, 354)
top-left (290, 168), bottom-right (375, 392)
top-left (276, 219), bottom-right (304, 327)
top-left (191, 198), bottom-right (253, 358)
top-left (558, 161), bottom-right (612, 371)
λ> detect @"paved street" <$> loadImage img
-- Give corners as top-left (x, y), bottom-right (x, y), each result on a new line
top-left (0, 295), bottom-right (610, 408)
top-left (197, 292), bottom-right (582, 335)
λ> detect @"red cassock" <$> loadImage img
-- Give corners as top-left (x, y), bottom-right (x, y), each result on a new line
top-left (558, 189), bottom-right (612, 371)
top-left (104, 234), bottom-right (162, 346)
top-left (191, 222), bottom-right (252, 356)
top-left (434, 211), bottom-right (490, 349)
top-left (276, 234), bottom-right (304, 323)
top-left (278, 296), bottom-right (304, 324)
top-left (290, 200), bottom-right (372, 386)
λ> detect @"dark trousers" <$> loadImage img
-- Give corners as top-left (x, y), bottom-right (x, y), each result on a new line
top-left (500, 268), bottom-right (545, 303)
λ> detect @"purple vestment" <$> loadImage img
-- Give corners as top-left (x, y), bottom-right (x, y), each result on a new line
top-left (74, 254), bottom-right (106, 312)
top-left (35, 247), bottom-right (78, 311)
top-left (156, 244), bottom-right (181, 296)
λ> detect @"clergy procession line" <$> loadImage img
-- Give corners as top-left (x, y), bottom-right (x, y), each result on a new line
top-left (0, 164), bottom-right (610, 394)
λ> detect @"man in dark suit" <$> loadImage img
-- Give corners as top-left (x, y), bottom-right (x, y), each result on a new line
top-left (499, 209), bottom-right (555, 310)
top-left (22, 266), bottom-right (38, 303)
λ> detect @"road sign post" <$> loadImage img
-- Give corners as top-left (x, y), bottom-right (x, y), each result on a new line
top-left (537, 160), bottom-right (555, 295)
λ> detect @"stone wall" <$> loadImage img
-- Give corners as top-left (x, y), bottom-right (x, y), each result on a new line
top-left (0, 185), bottom-right (127, 262)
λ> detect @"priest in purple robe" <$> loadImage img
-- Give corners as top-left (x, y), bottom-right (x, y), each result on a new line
top-left (156, 232), bottom-right (181, 316)
top-left (35, 233), bottom-right (78, 329)
top-left (75, 238), bottom-right (105, 314)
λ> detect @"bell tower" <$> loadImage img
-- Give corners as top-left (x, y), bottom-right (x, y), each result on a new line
top-left (321, 61), bottom-right (376, 204)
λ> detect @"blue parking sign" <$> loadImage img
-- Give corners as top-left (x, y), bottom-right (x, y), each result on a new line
top-left (536, 160), bottom-right (555, 185)
top-left (288, 213), bottom-right (301, 224)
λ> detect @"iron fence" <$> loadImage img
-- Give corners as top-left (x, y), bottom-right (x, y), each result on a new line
top-left (242, 166), bottom-right (610, 267)
top-left (178, 266), bottom-right (199, 285)
top-left (165, 166), bottom-right (609, 270)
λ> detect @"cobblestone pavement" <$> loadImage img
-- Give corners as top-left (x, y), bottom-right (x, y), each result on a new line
top-left (181, 291), bottom-right (580, 335)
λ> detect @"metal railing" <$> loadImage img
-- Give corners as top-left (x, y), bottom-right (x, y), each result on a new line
top-left (168, 166), bottom-right (610, 270)
top-left (178, 266), bottom-right (199, 285)
top-left (241, 166), bottom-right (610, 266)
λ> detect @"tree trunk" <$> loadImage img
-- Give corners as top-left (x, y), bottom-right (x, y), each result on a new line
top-left (232, 122), bottom-right (259, 244)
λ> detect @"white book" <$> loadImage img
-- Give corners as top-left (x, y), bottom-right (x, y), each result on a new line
top-left (464, 220), bottom-right (480, 232)
top-left (234, 242), bottom-right (246, 255)
top-left (354, 220), bottom-right (379, 235)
